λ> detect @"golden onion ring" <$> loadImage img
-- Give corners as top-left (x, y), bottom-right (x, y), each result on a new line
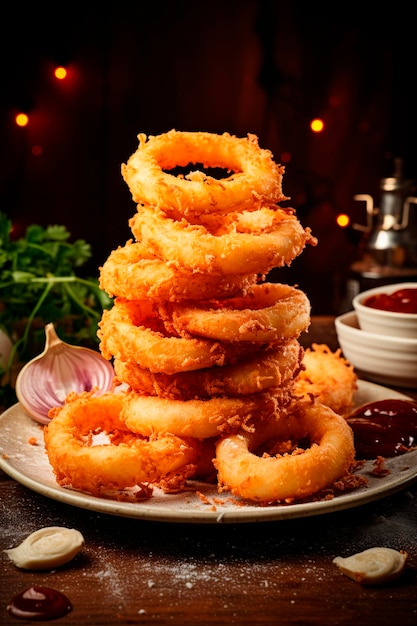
top-left (164, 283), bottom-right (311, 343)
top-left (129, 206), bottom-right (316, 275)
top-left (293, 343), bottom-right (358, 415)
top-left (113, 340), bottom-right (303, 400)
top-left (215, 401), bottom-right (355, 503)
top-left (121, 130), bottom-right (286, 215)
top-left (44, 392), bottom-right (197, 497)
top-left (99, 240), bottom-right (258, 302)
top-left (98, 298), bottom-right (266, 375)
top-left (120, 390), bottom-right (288, 439)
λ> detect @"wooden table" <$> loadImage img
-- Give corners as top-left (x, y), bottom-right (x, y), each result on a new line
top-left (1, 317), bottom-right (417, 625)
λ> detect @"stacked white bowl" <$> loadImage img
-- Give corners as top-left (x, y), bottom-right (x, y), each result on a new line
top-left (335, 283), bottom-right (417, 389)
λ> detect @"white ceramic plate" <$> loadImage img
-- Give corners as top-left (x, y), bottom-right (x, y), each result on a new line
top-left (0, 381), bottom-right (416, 524)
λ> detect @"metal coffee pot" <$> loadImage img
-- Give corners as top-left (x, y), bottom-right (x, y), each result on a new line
top-left (346, 158), bottom-right (417, 301)
top-left (343, 159), bottom-right (417, 310)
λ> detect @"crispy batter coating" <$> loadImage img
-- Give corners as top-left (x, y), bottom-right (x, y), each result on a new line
top-left (122, 130), bottom-right (286, 216)
top-left (163, 283), bottom-right (311, 343)
top-left (129, 206), bottom-right (316, 275)
top-left (113, 340), bottom-right (303, 400)
top-left (44, 392), bottom-right (198, 497)
top-left (98, 298), bottom-right (267, 375)
top-left (215, 399), bottom-right (355, 503)
top-left (120, 387), bottom-right (294, 439)
top-left (99, 239), bottom-right (258, 302)
top-left (293, 343), bottom-right (358, 415)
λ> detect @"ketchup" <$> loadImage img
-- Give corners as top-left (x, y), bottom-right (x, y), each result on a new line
top-left (363, 288), bottom-right (417, 314)
top-left (346, 399), bottom-right (417, 460)
top-left (6, 586), bottom-right (72, 621)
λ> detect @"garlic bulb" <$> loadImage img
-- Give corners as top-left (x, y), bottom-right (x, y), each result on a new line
top-left (4, 526), bottom-right (84, 569)
top-left (15, 323), bottom-right (115, 424)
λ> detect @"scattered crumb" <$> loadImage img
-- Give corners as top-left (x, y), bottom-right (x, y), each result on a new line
top-left (371, 456), bottom-right (390, 478)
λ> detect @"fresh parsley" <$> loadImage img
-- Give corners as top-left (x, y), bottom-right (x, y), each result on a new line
top-left (0, 211), bottom-right (113, 409)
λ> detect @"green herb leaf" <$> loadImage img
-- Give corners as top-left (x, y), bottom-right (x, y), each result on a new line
top-left (0, 211), bottom-right (113, 409)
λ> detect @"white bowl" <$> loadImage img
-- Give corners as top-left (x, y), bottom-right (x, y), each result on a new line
top-left (352, 282), bottom-right (417, 339)
top-left (335, 311), bottom-right (417, 389)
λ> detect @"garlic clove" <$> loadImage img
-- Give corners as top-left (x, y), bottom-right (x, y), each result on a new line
top-left (15, 323), bottom-right (115, 424)
top-left (333, 547), bottom-right (408, 585)
top-left (4, 526), bottom-right (85, 570)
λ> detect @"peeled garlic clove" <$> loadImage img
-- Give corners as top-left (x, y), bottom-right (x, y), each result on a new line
top-left (16, 323), bottom-right (115, 425)
top-left (4, 526), bottom-right (85, 570)
top-left (333, 547), bottom-right (408, 585)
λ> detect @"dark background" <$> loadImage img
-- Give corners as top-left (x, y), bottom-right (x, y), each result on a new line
top-left (1, 1), bottom-right (416, 313)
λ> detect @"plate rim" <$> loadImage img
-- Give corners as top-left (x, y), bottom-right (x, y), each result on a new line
top-left (0, 381), bottom-right (416, 524)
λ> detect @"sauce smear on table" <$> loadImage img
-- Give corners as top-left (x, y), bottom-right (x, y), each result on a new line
top-left (346, 399), bottom-right (417, 460)
top-left (363, 288), bottom-right (417, 313)
top-left (7, 586), bottom-right (72, 621)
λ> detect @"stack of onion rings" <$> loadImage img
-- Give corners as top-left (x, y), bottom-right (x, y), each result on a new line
top-left (44, 129), bottom-right (356, 504)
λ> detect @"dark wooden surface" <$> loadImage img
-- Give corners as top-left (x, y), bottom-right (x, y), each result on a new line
top-left (1, 317), bottom-right (417, 625)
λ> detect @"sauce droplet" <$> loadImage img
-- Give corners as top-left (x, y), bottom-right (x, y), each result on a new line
top-left (6, 586), bottom-right (72, 621)
top-left (363, 288), bottom-right (417, 314)
top-left (346, 399), bottom-right (417, 460)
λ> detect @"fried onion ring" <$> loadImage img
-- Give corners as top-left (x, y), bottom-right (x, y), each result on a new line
top-left (164, 283), bottom-right (311, 342)
top-left (121, 130), bottom-right (286, 216)
top-left (215, 400), bottom-right (355, 502)
top-left (98, 298), bottom-right (265, 375)
top-left (293, 343), bottom-right (358, 414)
top-left (129, 205), bottom-right (317, 275)
top-left (113, 340), bottom-right (303, 400)
top-left (99, 239), bottom-right (258, 302)
top-left (44, 392), bottom-right (197, 497)
top-left (120, 389), bottom-right (290, 439)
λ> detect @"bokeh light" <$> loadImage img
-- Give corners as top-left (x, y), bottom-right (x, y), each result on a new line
top-left (54, 66), bottom-right (67, 80)
top-left (310, 118), bottom-right (324, 133)
top-left (15, 113), bottom-right (29, 127)
top-left (336, 213), bottom-right (350, 227)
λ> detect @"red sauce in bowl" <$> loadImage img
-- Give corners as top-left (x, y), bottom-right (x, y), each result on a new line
top-left (363, 288), bottom-right (417, 314)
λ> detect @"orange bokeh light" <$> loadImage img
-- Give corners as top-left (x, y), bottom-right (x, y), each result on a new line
top-left (336, 213), bottom-right (350, 227)
top-left (15, 113), bottom-right (29, 127)
top-left (54, 66), bottom-right (67, 80)
top-left (310, 118), bottom-right (324, 133)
